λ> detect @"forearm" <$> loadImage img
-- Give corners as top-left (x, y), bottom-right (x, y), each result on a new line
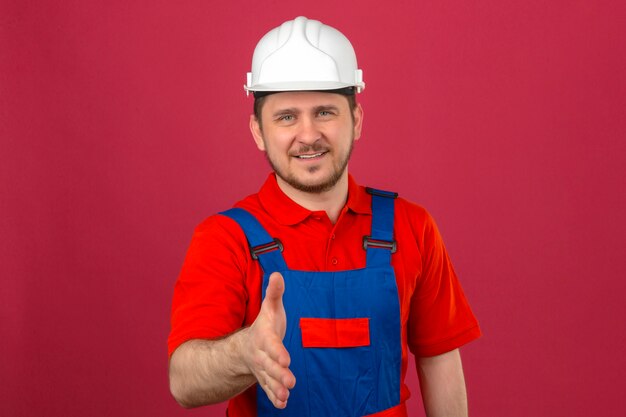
top-left (169, 329), bottom-right (255, 408)
top-left (417, 349), bottom-right (468, 417)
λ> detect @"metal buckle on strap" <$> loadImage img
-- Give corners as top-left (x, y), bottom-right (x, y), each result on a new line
top-left (251, 239), bottom-right (283, 260)
top-left (362, 236), bottom-right (397, 253)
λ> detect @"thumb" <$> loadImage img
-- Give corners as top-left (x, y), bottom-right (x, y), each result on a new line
top-left (265, 272), bottom-right (285, 306)
top-left (262, 272), bottom-right (287, 340)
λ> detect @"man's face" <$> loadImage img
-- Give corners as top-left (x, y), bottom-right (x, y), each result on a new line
top-left (250, 91), bottom-right (363, 194)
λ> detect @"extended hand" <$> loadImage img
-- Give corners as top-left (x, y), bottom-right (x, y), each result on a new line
top-left (243, 272), bottom-right (296, 408)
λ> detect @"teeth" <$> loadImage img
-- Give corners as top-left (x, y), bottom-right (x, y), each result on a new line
top-left (298, 152), bottom-right (324, 159)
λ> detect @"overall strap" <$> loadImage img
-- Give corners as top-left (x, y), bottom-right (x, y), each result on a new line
top-left (219, 208), bottom-right (288, 273)
top-left (364, 188), bottom-right (397, 268)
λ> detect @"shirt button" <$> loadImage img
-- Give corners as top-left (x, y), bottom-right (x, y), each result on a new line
top-left (331, 258), bottom-right (338, 265)
top-left (331, 234), bottom-right (336, 240)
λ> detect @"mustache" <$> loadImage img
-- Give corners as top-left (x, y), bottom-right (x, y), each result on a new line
top-left (290, 143), bottom-right (329, 155)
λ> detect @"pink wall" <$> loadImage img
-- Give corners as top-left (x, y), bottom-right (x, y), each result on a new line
top-left (2, 1), bottom-right (625, 416)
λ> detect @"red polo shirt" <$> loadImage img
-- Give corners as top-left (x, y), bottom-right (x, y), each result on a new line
top-left (168, 173), bottom-right (481, 416)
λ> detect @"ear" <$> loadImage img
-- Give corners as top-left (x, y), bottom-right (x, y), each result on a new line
top-left (249, 114), bottom-right (266, 151)
top-left (352, 103), bottom-right (364, 141)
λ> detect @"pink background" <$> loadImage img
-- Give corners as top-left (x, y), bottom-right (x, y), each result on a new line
top-left (2, 1), bottom-right (625, 416)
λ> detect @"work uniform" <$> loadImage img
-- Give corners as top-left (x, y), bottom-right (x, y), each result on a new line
top-left (168, 174), bottom-right (481, 417)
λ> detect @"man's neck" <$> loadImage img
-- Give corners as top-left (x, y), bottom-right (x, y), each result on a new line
top-left (275, 173), bottom-right (349, 224)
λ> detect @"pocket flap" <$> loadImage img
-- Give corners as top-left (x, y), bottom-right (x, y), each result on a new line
top-left (299, 318), bottom-right (370, 348)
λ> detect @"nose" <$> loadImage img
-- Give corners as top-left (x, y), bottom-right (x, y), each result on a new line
top-left (295, 115), bottom-right (321, 145)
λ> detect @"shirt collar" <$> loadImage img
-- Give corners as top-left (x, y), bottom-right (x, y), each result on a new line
top-left (346, 174), bottom-right (371, 216)
top-left (258, 173), bottom-right (371, 226)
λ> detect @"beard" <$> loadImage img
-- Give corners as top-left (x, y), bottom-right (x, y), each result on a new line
top-left (264, 139), bottom-right (354, 194)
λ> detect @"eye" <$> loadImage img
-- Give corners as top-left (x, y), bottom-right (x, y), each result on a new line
top-left (277, 114), bottom-right (294, 122)
top-left (317, 108), bottom-right (337, 118)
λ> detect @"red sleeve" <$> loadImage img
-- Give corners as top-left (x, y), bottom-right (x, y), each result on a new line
top-left (167, 215), bottom-right (252, 357)
top-left (407, 210), bottom-right (481, 357)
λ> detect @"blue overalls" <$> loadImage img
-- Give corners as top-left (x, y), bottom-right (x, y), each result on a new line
top-left (221, 188), bottom-right (402, 417)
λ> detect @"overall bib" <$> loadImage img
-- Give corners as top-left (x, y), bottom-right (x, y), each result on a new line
top-left (221, 189), bottom-right (402, 417)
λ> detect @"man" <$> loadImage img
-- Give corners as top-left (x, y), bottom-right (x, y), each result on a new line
top-left (168, 16), bottom-right (481, 417)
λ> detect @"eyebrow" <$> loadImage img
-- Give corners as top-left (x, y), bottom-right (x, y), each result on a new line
top-left (271, 105), bottom-right (340, 118)
top-left (272, 107), bottom-right (299, 118)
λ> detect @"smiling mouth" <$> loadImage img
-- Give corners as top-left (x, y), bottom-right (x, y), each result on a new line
top-left (295, 152), bottom-right (327, 159)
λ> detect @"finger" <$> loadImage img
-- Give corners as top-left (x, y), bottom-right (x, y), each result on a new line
top-left (261, 335), bottom-right (291, 368)
top-left (283, 371), bottom-right (296, 389)
top-left (258, 369), bottom-right (291, 407)
top-left (260, 272), bottom-right (288, 342)
top-left (264, 272), bottom-right (285, 305)
top-left (259, 350), bottom-right (296, 388)
top-left (263, 385), bottom-right (289, 409)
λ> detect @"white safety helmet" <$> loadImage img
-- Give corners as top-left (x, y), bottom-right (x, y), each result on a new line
top-left (245, 16), bottom-right (365, 96)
